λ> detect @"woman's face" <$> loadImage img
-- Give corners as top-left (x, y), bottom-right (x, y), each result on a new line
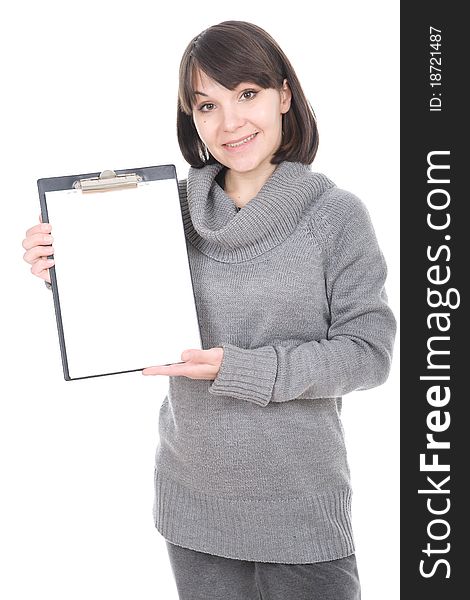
top-left (191, 69), bottom-right (292, 176)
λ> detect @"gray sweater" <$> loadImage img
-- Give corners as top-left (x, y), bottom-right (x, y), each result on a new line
top-left (153, 160), bottom-right (396, 564)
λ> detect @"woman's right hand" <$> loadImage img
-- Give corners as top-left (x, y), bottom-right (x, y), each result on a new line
top-left (22, 214), bottom-right (55, 284)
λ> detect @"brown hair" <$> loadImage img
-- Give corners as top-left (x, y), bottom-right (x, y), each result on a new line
top-left (177, 21), bottom-right (319, 168)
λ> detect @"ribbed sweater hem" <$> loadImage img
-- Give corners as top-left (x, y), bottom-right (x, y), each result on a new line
top-left (153, 469), bottom-right (355, 564)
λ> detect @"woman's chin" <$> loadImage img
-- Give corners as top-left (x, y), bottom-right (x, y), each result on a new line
top-left (217, 154), bottom-right (271, 175)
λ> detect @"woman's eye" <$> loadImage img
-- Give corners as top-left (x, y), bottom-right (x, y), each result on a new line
top-left (241, 90), bottom-right (257, 100)
top-left (200, 103), bottom-right (215, 112)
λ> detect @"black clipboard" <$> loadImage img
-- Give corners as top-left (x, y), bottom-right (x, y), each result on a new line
top-left (37, 165), bottom-right (202, 381)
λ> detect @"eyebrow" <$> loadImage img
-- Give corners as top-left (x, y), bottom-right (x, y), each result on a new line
top-left (193, 83), bottom-right (256, 98)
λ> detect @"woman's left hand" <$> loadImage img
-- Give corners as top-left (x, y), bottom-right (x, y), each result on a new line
top-left (142, 347), bottom-right (224, 380)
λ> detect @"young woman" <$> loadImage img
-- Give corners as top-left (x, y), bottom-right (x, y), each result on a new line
top-left (22, 20), bottom-right (396, 600)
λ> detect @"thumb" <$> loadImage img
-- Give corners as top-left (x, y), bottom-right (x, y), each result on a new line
top-left (181, 350), bottom-right (193, 361)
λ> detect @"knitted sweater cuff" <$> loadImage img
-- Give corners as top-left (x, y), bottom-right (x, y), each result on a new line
top-left (209, 343), bottom-right (278, 407)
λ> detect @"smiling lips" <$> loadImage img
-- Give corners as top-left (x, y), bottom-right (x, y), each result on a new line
top-left (223, 132), bottom-right (258, 148)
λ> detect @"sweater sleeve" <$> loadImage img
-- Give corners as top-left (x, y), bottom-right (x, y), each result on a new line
top-left (208, 193), bottom-right (397, 407)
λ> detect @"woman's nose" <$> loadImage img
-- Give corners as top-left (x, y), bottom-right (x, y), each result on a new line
top-left (222, 106), bottom-right (246, 132)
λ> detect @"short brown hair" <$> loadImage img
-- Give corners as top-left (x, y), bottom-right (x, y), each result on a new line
top-left (177, 21), bottom-right (319, 168)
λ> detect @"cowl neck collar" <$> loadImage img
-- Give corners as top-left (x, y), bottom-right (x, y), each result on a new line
top-left (179, 161), bottom-right (334, 263)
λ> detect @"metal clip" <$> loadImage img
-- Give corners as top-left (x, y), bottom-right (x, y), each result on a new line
top-left (73, 169), bottom-right (142, 193)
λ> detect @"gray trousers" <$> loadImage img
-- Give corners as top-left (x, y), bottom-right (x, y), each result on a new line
top-left (166, 541), bottom-right (361, 600)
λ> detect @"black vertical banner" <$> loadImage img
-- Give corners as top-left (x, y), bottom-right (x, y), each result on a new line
top-left (401, 3), bottom-right (467, 598)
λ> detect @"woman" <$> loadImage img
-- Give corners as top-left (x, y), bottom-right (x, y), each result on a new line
top-left (22, 20), bottom-right (396, 600)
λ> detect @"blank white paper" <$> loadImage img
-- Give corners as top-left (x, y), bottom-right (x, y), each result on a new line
top-left (45, 178), bottom-right (201, 379)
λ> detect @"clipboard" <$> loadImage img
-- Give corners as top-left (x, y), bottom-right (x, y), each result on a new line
top-left (37, 165), bottom-right (202, 381)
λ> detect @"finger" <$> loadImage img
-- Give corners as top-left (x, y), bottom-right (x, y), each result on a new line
top-left (22, 231), bottom-right (53, 252)
top-left (23, 244), bottom-right (54, 265)
top-left (23, 243), bottom-right (54, 261)
top-left (181, 349), bottom-right (211, 362)
top-left (36, 269), bottom-right (52, 284)
top-left (31, 257), bottom-right (55, 279)
top-left (30, 255), bottom-right (54, 274)
top-left (187, 347), bottom-right (223, 365)
top-left (24, 221), bottom-right (52, 241)
top-left (142, 362), bottom-right (189, 376)
top-left (207, 347), bottom-right (224, 365)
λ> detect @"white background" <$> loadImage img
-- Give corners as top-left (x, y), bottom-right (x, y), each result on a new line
top-left (1, 1), bottom-right (399, 598)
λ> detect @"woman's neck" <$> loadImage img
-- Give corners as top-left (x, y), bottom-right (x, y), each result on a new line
top-left (224, 163), bottom-right (277, 208)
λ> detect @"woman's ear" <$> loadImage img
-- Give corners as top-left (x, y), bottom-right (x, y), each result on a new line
top-left (280, 78), bottom-right (292, 114)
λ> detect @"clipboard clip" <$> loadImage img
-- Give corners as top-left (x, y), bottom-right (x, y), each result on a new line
top-left (73, 169), bottom-right (142, 193)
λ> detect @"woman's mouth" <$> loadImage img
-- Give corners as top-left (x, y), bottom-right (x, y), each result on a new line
top-left (223, 132), bottom-right (258, 151)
